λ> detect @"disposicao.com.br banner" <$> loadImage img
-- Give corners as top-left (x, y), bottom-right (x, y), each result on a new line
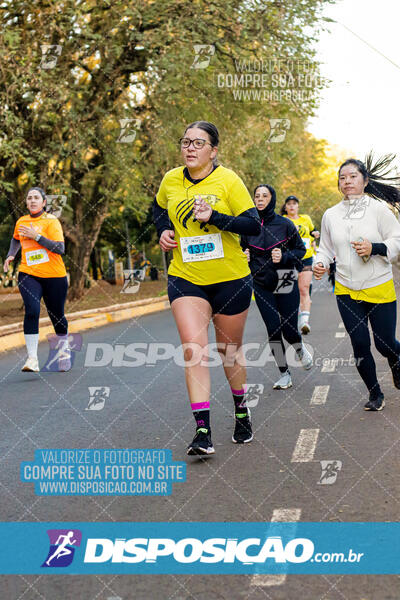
top-left (0, 522), bottom-right (398, 575)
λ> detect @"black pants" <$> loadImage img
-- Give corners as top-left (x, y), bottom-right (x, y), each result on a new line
top-left (18, 272), bottom-right (68, 335)
top-left (254, 281), bottom-right (302, 372)
top-left (336, 295), bottom-right (400, 394)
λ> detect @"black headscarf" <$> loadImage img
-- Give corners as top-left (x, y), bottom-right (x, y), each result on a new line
top-left (253, 184), bottom-right (276, 223)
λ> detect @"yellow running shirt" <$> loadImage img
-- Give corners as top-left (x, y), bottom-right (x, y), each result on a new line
top-left (14, 212), bottom-right (67, 278)
top-left (334, 279), bottom-right (396, 303)
top-left (156, 165), bottom-right (254, 285)
top-left (285, 214), bottom-right (315, 259)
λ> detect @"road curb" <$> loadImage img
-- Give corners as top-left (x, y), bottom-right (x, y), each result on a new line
top-left (0, 295), bottom-right (170, 353)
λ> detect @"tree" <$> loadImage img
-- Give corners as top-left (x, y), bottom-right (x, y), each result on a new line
top-left (0, 0), bottom-right (335, 297)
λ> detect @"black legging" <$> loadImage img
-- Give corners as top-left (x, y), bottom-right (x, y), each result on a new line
top-left (18, 272), bottom-right (68, 335)
top-left (337, 294), bottom-right (400, 394)
top-left (253, 281), bottom-right (302, 373)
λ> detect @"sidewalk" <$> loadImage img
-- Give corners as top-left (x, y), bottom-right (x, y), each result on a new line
top-left (0, 295), bottom-right (169, 353)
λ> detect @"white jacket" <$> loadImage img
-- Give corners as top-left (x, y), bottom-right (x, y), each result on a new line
top-left (315, 195), bottom-right (400, 290)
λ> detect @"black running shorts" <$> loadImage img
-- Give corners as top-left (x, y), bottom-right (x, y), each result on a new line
top-left (167, 274), bottom-right (253, 315)
top-left (302, 256), bottom-right (314, 271)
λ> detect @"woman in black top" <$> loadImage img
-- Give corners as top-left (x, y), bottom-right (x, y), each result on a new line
top-left (241, 184), bottom-right (312, 389)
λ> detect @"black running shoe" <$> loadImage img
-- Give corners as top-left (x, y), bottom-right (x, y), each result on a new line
top-left (232, 412), bottom-right (253, 444)
top-left (187, 428), bottom-right (215, 456)
top-left (364, 392), bottom-right (385, 411)
top-left (389, 357), bottom-right (400, 389)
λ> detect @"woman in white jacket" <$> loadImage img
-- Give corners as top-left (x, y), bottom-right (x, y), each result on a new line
top-left (314, 154), bottom-right (400, 411)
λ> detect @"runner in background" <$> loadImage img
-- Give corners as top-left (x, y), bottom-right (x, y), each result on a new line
top-left (314, 154), bottom-right (400, 411)
top-left (309, 238), bottom-right (318, 296)
top-left (153, 121), bottom-right (261, 455)
top-left (281, 196), bottom-right (320, 334)
top-left (241, 184), bottom-right (312, 390)
top-left (3, 187), bottom-right (70, 372)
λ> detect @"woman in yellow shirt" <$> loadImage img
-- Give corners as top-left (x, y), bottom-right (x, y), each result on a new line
top-left (281, 196), bottom-right (319, 334)
top-left (153, 121), bottom-right (261, 455)
top-left (3, 187), bottom-right (70, 373)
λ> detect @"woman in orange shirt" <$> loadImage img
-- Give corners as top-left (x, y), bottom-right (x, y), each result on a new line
top-left (3, 187), bottom-right (70, 372)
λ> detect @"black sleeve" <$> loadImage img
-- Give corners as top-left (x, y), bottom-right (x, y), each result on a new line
top-left (370, 242), bottom-right (387, 256)
top-left (7, 237), bottom-right (21, 258)
top-left (208, 207), bottom-right (261, 235)
top-left (38, 236), bottom-right (65, 255)
top-left (152, 197), bottom-right (172, 238)
top-left (240, 235), bottom-right (249, 250)
top-left (280, 223), bottom-right (307, 267)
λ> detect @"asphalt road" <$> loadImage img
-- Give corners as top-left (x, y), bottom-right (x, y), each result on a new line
top-left (1, 276), bottom-right (400, 599)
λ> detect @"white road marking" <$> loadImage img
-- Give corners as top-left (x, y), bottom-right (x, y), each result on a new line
top-left (271, 508), bottom-right (302, 522)
top-left (310, 385), bottom-right (330, 405)
top-left (291, 429), bottom-right (319, 462)
top-left (335, 331), bottom-right (345, 338)
top-left (250, 508), bottom-right (302, 587)
top-left (321, 360), bottom-right (336, 373)
top-left (339, 322), bottom-right (344, 328)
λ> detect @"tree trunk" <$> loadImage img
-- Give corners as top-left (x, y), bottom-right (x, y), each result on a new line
top-left (90, 248), bottom-right (98, 281)
top-left (68, 240), bottom-right (92, 300)
top-left (64, 187), bottom-right (108, 300)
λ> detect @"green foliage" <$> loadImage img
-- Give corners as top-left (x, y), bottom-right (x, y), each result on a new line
top-left (0, 0), bottom-right (337, 295)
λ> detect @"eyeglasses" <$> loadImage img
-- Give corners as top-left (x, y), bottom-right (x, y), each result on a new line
top-left (179, 137), bottom-right (212, 149)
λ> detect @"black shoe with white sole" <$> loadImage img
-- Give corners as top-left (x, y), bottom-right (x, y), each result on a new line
top-left (364, 392), bottom-right (385, 411)
top-left (187, 428), bottom-right (215, 455)
top-left (232, 412), bottom-right (253, 444)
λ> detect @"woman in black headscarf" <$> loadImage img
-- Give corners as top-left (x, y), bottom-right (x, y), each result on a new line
top-left (241, 184), bottom-right (312, 390)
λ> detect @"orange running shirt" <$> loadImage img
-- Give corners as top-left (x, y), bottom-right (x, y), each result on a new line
top-left (13, 212), bottom-right (67, 278)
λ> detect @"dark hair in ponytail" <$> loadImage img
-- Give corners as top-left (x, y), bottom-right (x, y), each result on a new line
top-left (185, 121), bottom-right (219, 147)
top-left (184, 121), bottom-right (219, 167)
top-left (280, 195), bottom-right (300, 216)
top-left (338, 153), bottom-right (400, 206)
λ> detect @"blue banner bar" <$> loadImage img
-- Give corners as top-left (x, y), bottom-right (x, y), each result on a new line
top-left (0, 522), bottom-right (399, 574)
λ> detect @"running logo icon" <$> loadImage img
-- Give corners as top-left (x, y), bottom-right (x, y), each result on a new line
top-left (117, 118), bottom-right (140, 143)
top-left (275, 269), bottom-right (298, 294)
top-left (318, 460), bottom-right (342, 485)
top-left (86, 386), bottom-right (110, 411)
top-left (176, 194), bottom-right (221, 231)
top-left (40, 44), bottom-right (62, 69)
top-left (190, 44), bottom-right (215, 69)
top-left (42, 529), bottom-right (82, 567)
top-left (46, 195), bottom-right (67, 218)
top-left (267, 119), bottom-right (291, 143)
top-left (245, 383), bottom-right (264, 408)
top-left (193, 194), bottom-right (219, 207)
top-left (121, 270), bottom-right (141, 294)
top-left (42, 333), bottom-right (83, 372)
top-left (343, 197), bottom-right (370, 219)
